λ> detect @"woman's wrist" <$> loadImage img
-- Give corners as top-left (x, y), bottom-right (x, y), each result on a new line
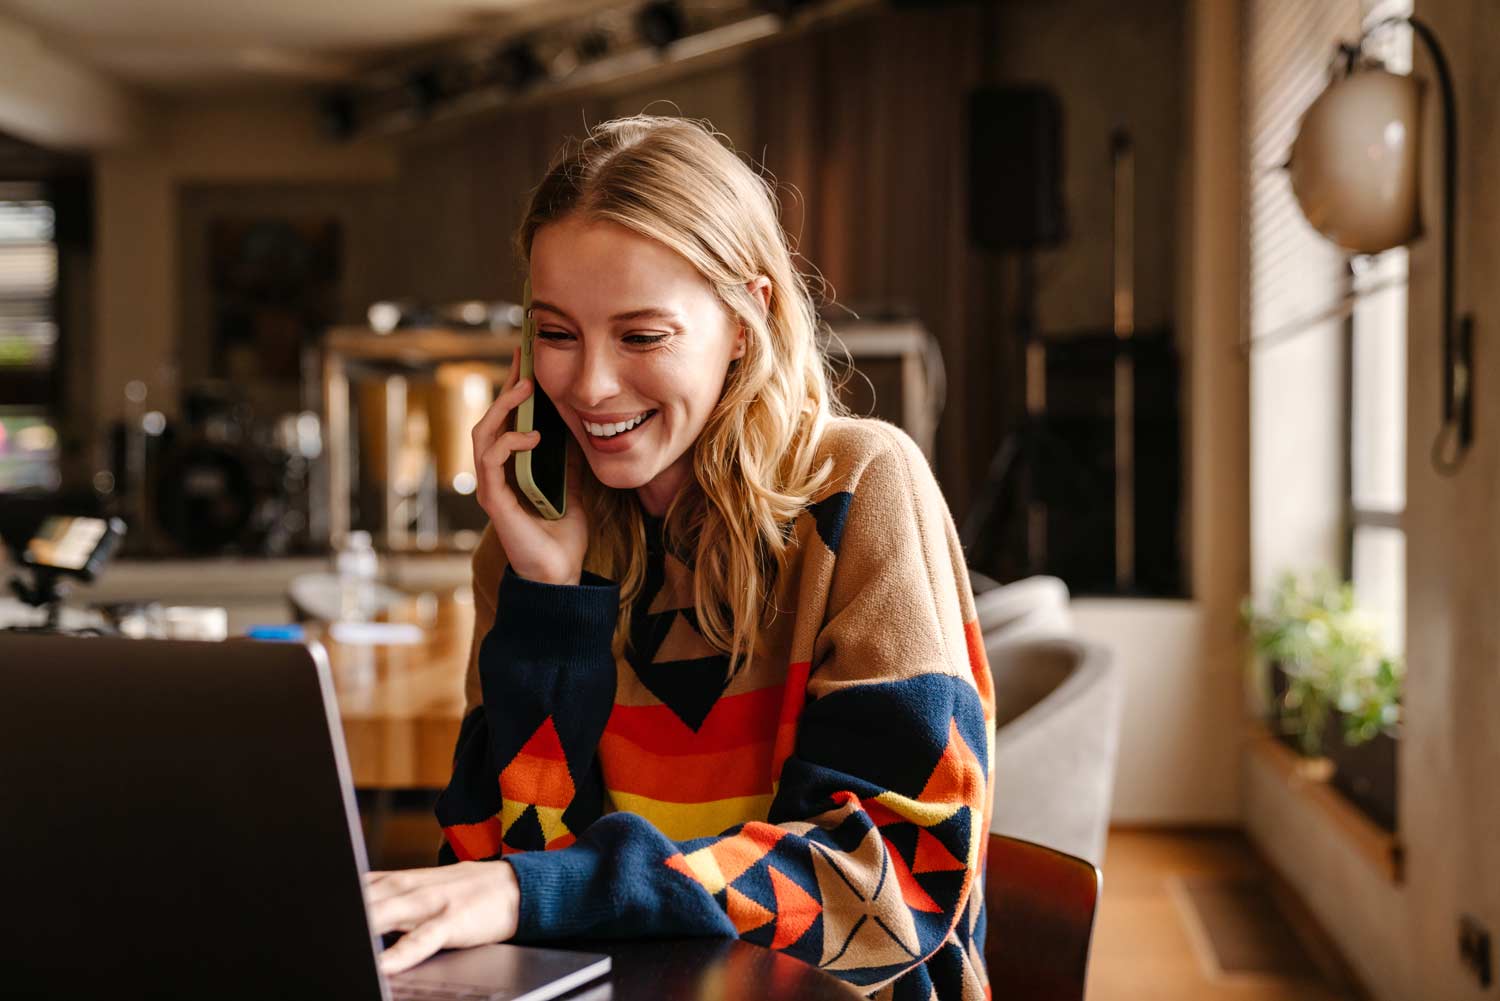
top-left (512, 566), bottom-right (583, 587)
top-left (490, 860), bottom-right (521, 941)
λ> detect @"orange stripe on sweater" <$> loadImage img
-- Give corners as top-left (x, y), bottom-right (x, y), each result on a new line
top-left (442, 815), bottom-right (504, 862)
top-left (500, 750), bottom-right (575, 808)
top-left (599, 730), bottom-right (775, 802)
top-left (963, 620), bottom-right (994, 723)
top-left (606, 681), bottom-right (785, 754)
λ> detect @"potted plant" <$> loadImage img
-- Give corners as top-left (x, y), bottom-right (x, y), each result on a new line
top-left (1243, 570), bottom-right (1402, 829)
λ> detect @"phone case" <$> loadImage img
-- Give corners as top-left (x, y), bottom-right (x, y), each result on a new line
top-left (513, 279), bottom-right (567, 520)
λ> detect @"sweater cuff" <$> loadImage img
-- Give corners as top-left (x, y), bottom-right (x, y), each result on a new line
top-left (505, 839), bottom-right (608, 941)
top-left (489, 566), bottom-right (619, 657)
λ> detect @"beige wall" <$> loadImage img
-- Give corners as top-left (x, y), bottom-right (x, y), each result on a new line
top-left (92, 97), bottom-right (398, 438)
top-left (1247, 0), bottom-right (1500, 996)
top-left (1401, 0), bottom-right (1500, 993)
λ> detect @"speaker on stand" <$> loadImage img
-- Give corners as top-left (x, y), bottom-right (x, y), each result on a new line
top-left (961, 91), bottom-right (1185, 596)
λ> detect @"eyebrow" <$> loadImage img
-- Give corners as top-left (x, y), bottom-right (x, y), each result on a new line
top-left (529, 300), bottom-right (684, 325)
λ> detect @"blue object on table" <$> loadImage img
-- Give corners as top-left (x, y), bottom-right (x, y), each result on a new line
top-left (246, 624), bottom-right (306, 642)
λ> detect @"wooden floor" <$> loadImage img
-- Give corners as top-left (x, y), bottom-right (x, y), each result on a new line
top-left (1090, 829), bottom-right (1361, 1001)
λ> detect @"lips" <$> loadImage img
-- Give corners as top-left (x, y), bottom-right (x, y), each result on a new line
top-left (578, 409), bottom-right (658, 453)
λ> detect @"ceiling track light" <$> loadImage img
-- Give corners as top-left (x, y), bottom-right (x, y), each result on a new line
top-left (326, 0), bottom-right (873, 141)
top-left (637, 0), bottom-right (685, 50)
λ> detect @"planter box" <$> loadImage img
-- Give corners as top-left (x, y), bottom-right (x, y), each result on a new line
top-left (1327, 726), bottom-right (1398, 832)
top-left (1266, 663), bottom-right (1398, 831)
top-left (1266, 662), bottom-right (1305, 753)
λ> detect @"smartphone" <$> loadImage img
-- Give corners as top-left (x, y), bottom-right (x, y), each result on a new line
top-left (513, 279), bottom-right (569, 520)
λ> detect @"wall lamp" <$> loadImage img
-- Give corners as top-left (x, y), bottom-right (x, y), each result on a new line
top-left (1287, 16), bottom-right (1472, 475)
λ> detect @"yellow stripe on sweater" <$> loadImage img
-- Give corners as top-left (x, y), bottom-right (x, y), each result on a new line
top-left (609, 790), bottom-right (776, 841)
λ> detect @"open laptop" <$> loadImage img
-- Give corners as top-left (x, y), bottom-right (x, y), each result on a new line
top-left (0, 631), bottom-right (610, 1001)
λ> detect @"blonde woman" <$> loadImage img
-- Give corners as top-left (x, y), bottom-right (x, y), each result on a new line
top-left (365, 115), bottom-right (995, 1000)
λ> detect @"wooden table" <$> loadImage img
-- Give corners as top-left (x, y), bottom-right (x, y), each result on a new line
top-left (313, 588), bottom-right (474, 789)
top-left (563, 938), bottom-right (865, 1001)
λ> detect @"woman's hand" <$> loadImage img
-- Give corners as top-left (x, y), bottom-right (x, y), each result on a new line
top-left (365, 861), bottom-right (521, 976)
top-left (472, 347), bottom-right (589, 585)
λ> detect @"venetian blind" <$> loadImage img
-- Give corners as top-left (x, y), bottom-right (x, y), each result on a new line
top-left (1244, 0), bottom-right (1363, 348)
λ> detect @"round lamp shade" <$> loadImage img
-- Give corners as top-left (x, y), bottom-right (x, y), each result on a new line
top-left (1288, 68), bottom-right (1424, 254)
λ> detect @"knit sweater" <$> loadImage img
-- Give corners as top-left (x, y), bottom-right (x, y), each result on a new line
top-left (435, 417), bottom-right (996, 1001)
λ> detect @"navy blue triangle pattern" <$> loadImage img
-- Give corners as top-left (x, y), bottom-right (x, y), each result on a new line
top-left (808, 491), bottom-right (853, 556)
top-left (626, 518), bottom-right (731, 732)
top-left (631, 651), bottom-right (731, 732)
top-left (502, 804), bottom-right (545, 852)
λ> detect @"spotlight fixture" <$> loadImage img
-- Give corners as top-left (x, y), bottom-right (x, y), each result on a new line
top-left (317, 91), bottom-right (358, 142)
top-left (576, 27), bottom-right (611, 63)
top-left (495, 41), bottom-right (545, 92)
top-left (405, 67), bottom-right (444, 119)
top-left (755, 0), bottom-right (818, 18)
top-left (636, 0), bottom-right (684, 50)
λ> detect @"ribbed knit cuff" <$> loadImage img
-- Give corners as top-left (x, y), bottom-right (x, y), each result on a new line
top-left (487, 566), bottom-right (618, 665)
top-left (504, 812), bottom-right (720, 942)
top-left (505, 838), bottom-right (608, 941)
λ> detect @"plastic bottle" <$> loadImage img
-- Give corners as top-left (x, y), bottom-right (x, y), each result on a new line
top-left (335, 530), bottom-right (380, 622)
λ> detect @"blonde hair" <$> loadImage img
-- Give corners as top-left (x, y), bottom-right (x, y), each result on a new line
top-left (516, 114), bottom-right (844, 673)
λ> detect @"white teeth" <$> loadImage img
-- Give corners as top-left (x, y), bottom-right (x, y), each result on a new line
top-left (584, 411), bottom-right (651, 437)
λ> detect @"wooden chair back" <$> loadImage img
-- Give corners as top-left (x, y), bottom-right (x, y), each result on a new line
top-left (982, 833), bottom-right (1102, 1001)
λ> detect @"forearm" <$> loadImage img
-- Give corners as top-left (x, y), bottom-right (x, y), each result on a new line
top-left (437, 567), bottom-right (620, 859)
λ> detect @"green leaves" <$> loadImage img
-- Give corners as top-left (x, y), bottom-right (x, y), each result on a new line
top-left (1243, 570), bottom-right (1403, 754)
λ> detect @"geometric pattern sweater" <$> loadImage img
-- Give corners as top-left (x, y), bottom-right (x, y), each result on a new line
top-left (435, 417), bottom-right (996, 1000)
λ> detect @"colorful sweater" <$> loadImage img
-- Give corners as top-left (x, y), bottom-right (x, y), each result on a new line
top-left (435, 417), bottom-right (996, 1000)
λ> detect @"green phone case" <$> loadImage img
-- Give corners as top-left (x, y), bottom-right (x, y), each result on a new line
top-left (513, 279), bottom-right (566, 520)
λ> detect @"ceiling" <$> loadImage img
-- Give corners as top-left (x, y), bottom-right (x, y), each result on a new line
top-left (0, 0), bottom-right (603, 93)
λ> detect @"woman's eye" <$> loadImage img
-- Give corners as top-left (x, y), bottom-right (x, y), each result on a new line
top-left (536, 329), bottom-right (574, 342)
top-left (624, 333), bottom-right (669, 346)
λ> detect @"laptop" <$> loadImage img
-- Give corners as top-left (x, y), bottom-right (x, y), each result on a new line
top-left (0, 632), bottom-right (611, 1001)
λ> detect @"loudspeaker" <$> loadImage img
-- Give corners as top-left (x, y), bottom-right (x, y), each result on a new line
top-left (968, 86), bottom-right (1066, 251)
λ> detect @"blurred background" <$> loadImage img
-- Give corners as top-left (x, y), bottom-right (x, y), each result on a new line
top-left (0, 0), bottom-right (1496, 998)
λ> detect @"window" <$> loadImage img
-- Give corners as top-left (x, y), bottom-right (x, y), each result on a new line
top-left (0, 182), bottom-right (61, 492)
top-left (1346, 9), bottom-right (1410, 657)
top-left (1348, 250), bottom-right (1406, 656)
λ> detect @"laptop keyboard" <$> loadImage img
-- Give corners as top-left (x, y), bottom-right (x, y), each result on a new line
top-left (390, 982), bottom-right (499, 1001)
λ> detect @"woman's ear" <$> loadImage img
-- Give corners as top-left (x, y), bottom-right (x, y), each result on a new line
top-left (733, 276), bottom-right (772, 360)
top-left (748, 276), bottom-right (772, 314)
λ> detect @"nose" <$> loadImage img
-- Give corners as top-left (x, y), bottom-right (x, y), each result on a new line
top-left (573, 339), bottom-right (622, 408)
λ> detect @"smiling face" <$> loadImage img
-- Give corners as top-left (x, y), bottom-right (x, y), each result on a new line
top-left (528, 215), bottom-right (751, 515)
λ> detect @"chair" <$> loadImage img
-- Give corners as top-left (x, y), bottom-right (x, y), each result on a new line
top-left (983, 833), bottom-right (1101, 1001)
top-left (987, 637), bottom-right (1122, 866)
top-left (970, 572), bottom-right (1073, 643)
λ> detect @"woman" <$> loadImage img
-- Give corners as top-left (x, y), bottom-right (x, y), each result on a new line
top-left (365, 115), bottom-right (995, 1000)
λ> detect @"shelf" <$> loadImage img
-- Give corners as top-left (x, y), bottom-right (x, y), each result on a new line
top-left (1247, 728), bottom-right (1403, 884)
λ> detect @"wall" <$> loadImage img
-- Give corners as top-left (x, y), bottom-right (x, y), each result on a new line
top-left (92, 97), bottom-right (398, 441)
top-left (1074, 0), bottom-right (1247, 826)
top-left (1245, 0), bottom-right (1500, 996)
top-left (1398, 0), bottom-right (1500, 993)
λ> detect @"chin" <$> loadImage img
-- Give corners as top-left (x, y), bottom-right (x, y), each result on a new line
top-left (584, 456), bottom-right (653, 491)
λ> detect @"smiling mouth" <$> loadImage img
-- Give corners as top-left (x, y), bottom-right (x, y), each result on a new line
top-left (582, 410), bottom-right (658, 439)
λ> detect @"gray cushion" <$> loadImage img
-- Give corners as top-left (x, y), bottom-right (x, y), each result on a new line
top-left (986, 636), bottom-right (1122, 867)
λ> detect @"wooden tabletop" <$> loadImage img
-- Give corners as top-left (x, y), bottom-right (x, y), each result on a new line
top-left (313, 589), bottom-right (474, 789)
top-left (563, 938), bottom-right (866, 1001)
